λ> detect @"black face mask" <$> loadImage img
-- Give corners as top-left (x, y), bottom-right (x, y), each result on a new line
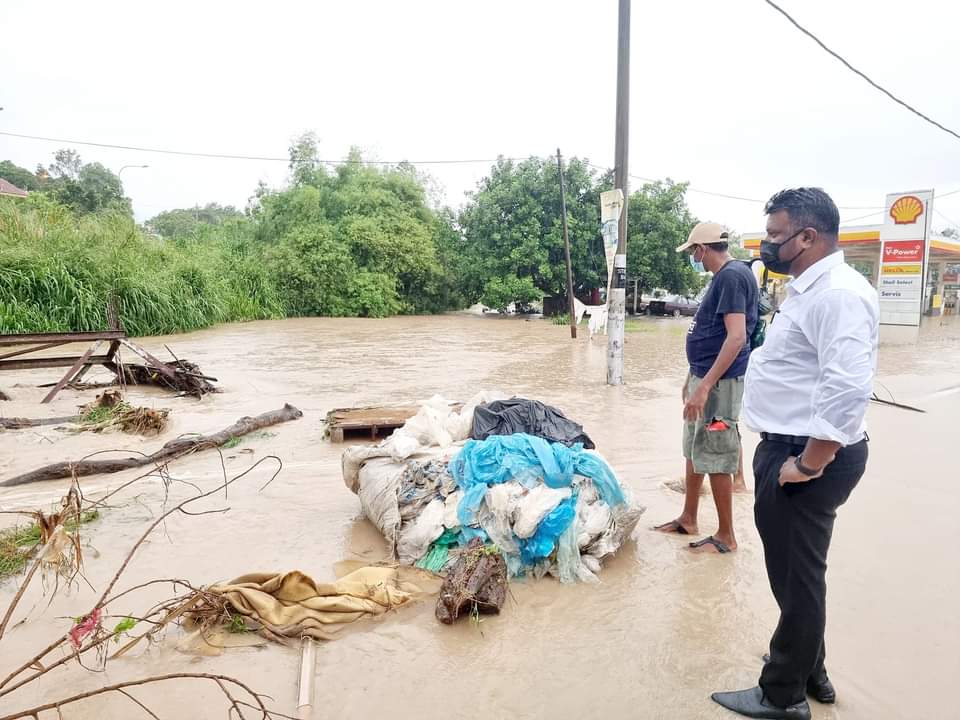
top-left (760, 228), bottom-right (807, 275)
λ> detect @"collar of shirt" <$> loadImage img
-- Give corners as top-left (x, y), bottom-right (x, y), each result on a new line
top-left (786, 250), bottom-right (845, 295)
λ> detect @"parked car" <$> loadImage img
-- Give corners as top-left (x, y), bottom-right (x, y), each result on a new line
top-left (647, 294), bottom-right (699, 318)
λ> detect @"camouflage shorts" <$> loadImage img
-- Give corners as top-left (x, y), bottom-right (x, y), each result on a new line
top-left (682, 373), bottom-right (743, 475)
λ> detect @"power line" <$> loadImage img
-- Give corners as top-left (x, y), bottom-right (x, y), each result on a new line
top-left (598, 164), bottom-right (883, 210)
top-left (935, 209), bottom-right (960, 230)
top-left (764, 0), bottom-right (960, 142)
top-left (0, 130), bottom-right (519, 166)
top-left (5, 126), bottom-right (955, 212)
top-left (840, 210), bottom-right (884, 224)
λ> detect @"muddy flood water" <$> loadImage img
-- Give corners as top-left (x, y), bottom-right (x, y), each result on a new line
top-left (0, 314), bottom-right (957, 719)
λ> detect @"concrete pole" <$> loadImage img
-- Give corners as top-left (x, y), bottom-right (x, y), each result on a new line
top-left (557, 149), bottom-right (577, 339)
top-left (607, 0), bottom-right (630, 385)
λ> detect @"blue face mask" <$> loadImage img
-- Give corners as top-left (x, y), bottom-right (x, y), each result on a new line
top-left (689, 247), bottom-right (705, 273)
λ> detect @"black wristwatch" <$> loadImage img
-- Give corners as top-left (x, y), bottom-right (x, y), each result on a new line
top-left (794, 455), bottom-right (822, 477)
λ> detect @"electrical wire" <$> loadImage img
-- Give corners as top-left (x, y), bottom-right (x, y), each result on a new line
top-left (0, 130), bottom-right (519, 166)
top-left (3, 127), bottom-right (954, 214)
top-left (934, 209), bottom-right (960, 231)
top-left (764, 0), bottom-right (960, 142)
top-left (840, 210), bottom-right (885, 224)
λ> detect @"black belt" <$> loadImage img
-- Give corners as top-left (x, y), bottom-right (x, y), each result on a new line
top-left (760, 432), bottom-right (809, 446)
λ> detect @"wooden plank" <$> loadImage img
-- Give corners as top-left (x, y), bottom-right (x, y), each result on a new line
top-left (325, 403), bottom-right (464, 442)
top-left (117, 338), bottom-right (178, 380)
top-left (0, 331), bottom-right (125, 347)
top-left (0, 354), bottom-right (113, 371)
top-left (42, 341), bottom-right (103, 403)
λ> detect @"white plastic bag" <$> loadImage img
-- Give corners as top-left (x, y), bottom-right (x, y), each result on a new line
top-left (397, 497), bottom-right (445, 565)
top-left (512, 485), bottom-right (571, 539)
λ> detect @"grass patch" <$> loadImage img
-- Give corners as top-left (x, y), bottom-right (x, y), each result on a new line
top-left (0, 510), bottom-right (100, 580)
top-left (81, 401), bottom-right (128, 426)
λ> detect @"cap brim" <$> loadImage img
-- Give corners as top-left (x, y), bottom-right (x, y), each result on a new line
top-left (675, 241), bottom-right (695, 253)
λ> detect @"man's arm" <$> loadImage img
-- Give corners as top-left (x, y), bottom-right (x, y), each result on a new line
top-left (683, 312), bottom-right (747, 421)
top-left (779, 289), bottom-right (876, 485)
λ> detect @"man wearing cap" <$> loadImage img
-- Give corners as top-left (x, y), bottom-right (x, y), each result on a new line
top-left (654, 222), bottom-right (758, 554)
top-left (711, 188), bottom-right (878, 719)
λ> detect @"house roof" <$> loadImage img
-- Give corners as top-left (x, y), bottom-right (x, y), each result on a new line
top-left (0, 178), bottom-right (27, 197)
top-left (0, 178), bottom-right (29, 198)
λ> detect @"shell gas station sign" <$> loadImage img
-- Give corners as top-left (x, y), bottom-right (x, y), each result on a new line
top-left (877, 190), bottom-right (933, 326)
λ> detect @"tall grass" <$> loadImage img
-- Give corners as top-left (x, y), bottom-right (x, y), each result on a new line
top-left (0, 199), bottom-right (283, 336)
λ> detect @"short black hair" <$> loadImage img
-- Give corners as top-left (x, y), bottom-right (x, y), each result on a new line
top-left (705, 241), bottom-right (729, 253)
top-left (764, 187), bottom-right (840, 239)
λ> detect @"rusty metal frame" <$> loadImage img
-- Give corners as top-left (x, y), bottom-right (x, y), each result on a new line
top-left (0, 331), bottom-right (176, 404)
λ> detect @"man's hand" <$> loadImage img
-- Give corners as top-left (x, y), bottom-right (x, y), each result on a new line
top-left (683, 385), bottom-right (709, 422)
top-left (778, 456), bottom-right (823, 487)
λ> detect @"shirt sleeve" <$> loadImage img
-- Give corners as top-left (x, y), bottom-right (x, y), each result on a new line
top-left (714, 270), bottom-right (749, 316)
top-left (806, 289), bottom-right (877, 445)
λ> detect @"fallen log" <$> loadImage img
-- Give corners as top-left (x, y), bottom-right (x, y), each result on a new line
top-left (0, 404), bottom-right (302, 487)
top-left (0, 415), bottom-right (80, 430)
top-left (436, 538), bottom-right (507, 625)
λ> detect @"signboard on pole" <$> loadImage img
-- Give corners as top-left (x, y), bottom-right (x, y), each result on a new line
top-left (600, 189), bottom-right (624, 294)
top-left (877, 190), bottom-right (933, 326)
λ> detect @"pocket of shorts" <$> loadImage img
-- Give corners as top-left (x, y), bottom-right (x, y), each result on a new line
top-left (703, 426), bottom-right (739, 456)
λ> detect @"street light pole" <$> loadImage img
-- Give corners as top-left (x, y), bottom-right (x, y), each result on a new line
top-left (607, 0), bottom-right (630, 386)
top-left (118, 164), bottom-right (149, 180)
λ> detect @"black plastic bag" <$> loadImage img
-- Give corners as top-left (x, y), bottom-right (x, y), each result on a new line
top-left (471, 397), bottom-right (595, 449)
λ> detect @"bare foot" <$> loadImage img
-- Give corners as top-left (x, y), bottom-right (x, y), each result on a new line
top-left (733, 479), bottom-right (750, 494)
top-left (688, 535), bottom-right (737, 553)
top-left (653, 518), bottom-right (698, 535)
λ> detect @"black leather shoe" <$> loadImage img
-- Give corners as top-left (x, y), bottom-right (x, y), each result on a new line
top-left (762, 654), bottom-right (836, 704)
top-left (711, 686), bottom-right (811, 719)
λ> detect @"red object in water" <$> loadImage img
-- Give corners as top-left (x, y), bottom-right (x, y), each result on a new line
top-left (69, 607), bottom-right (102, 648)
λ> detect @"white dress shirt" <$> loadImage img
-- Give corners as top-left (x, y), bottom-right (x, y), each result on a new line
top-left (743, 251), bottom-right (879, 446)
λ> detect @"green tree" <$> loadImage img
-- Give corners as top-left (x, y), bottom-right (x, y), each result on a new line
top-left (146, 203), bottom-right (243, 238)
top-left (252, 137), bottom-right (452, 316)
top-left (0, 160), bottom-right (41, 191)
top-left (458, 156), bottom-right (605, 309)
top-left (42, 150), bottom-right (131, 215)
top-left (626, 180), bottom-right (703, 296)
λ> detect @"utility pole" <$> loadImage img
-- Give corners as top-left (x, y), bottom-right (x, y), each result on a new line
top-left (557, 149), bottom-right (577, 339)
top-left (607, 0), bottom-right (630, 385)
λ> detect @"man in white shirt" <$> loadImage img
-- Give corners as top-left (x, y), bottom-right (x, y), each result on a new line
top-left (712, 188), bottom-right (878, 720)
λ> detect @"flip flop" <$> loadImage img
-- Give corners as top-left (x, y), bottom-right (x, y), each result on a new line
top-left (652, 519), bottom-right (690, 535)
top-left (688, 536), bottom-right (732, 553)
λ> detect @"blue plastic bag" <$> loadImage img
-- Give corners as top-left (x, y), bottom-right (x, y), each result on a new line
top-left (449, 433), bottom-right (625, 528)
top-left (518, 493), bottom-right (578, 565)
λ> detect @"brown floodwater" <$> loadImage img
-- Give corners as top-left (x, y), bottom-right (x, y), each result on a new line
top-left (0, 314), bottom-right (957, 719)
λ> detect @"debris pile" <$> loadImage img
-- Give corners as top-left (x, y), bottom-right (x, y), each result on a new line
top-left (342, 394), bottom-right (644, 586)
top-left (117, 357), bottom-right (218, 398)
top-left (77, 390), bottom-right (170, 436)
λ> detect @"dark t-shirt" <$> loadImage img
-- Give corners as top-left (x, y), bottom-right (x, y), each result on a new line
top-left (685, 260), bottom-right (759, 379)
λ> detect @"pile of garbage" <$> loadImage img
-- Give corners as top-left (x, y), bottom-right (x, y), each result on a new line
top-left (342, 393), bottom-right (644, 584)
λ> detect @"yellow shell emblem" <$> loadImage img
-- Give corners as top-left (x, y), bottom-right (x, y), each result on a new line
top-left (889, 195), bottom-right (924, 225)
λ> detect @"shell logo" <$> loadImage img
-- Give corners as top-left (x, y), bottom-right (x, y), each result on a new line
top-left (889, 195), bottom-right (924, 225)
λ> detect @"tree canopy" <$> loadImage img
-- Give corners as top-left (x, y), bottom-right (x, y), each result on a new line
top-left (146, 203), bottom-right (243, 239)
top-left (457, 156), bottom-right (605, 309)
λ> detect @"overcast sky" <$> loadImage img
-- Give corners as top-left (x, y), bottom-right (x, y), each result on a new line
top-left (1, 0), bottom-right (958, 236)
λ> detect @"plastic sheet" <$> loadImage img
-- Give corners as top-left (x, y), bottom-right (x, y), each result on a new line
top-left (471, 398), bottom-right (595, 448)
top-left (450, 434), bottom-right (625, 528)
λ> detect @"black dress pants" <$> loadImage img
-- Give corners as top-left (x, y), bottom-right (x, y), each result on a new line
top-left (753, 437), bottom-right (868, 707)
